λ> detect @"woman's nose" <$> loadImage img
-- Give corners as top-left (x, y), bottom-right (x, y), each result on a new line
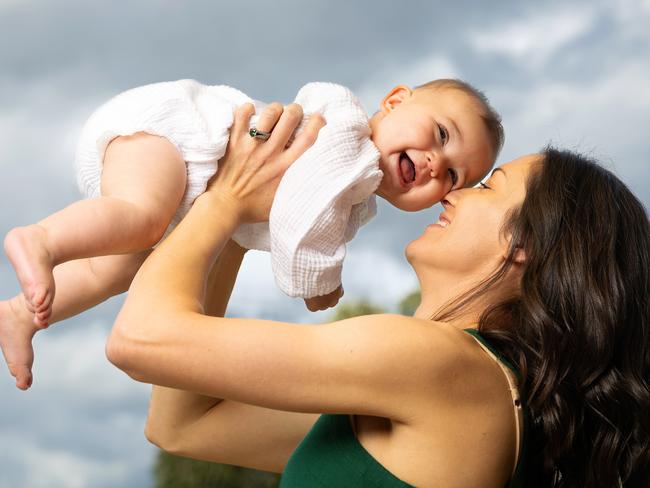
top-left (442, 190), bottom-right (460, 208)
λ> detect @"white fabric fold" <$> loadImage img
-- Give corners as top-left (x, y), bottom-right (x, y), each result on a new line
top-left (74, 80), bottom-right (382, 298)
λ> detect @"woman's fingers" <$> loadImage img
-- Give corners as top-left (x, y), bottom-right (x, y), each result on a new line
top-left (266, 103), bottom-right (304, 151)
top-left (210, 101), bottom-right (324, 223)
top-left (229, 103), bottom-right (255, 145)
top-left (254, 102), bottom-right (283, 135)
top-left (281, 112), bottom-right (326, 168)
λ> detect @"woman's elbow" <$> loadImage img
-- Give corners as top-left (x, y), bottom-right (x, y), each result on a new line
top-left (106, 320), bottom-right (144, 379)
top-left (144, 418), bottom-right (170, 451)
top-left (144, 417), bottom-right (190, 456)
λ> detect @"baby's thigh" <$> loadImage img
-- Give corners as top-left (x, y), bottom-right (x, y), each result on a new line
top-left (101, 132), bottom-right (187, 220)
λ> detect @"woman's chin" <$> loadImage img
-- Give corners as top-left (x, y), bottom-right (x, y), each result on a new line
top-left (405, 233), bottom-right (445, 271)
top-left (405, 238), bottom-right (424, 265)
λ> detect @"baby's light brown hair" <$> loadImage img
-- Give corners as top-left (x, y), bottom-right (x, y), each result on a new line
top-left (414, 79), bottom-right (505, 165)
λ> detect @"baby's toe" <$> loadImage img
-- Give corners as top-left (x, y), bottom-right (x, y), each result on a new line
top-left (9, 364), bottom-right (32, 390)
top-left (33, 312), bottom-right (50, 329)
top-left (31, 286), bottom-right (51, 312)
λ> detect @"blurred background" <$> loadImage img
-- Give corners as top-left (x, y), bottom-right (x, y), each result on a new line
top-left (1, 0), bottom-right (648, 486)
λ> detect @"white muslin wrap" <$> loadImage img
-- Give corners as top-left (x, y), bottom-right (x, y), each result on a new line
top-left (74, 80), bottom-right (383, 298)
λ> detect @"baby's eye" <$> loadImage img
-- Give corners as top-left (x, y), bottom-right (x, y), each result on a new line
top-left (448, 168), bottom-right (458, 187)
top-left (438, 124), bottom-right (449, 145)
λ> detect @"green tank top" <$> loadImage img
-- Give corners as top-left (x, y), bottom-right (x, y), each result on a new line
top-left (280, 329), bottom-right (527, 488)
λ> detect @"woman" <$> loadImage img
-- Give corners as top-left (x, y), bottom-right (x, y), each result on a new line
top-left (107, 103), bottom-right (649, 487)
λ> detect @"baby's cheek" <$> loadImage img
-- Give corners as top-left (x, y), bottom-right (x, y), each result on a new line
top-left (415, 181), bottom-right (447, 210)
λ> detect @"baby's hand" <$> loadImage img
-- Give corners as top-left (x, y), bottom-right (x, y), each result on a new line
top-left (304, 285), bottom-right (344, 312)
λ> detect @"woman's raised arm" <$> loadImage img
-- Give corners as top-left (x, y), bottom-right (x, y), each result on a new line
top-left (145, 239), bottom-right (320, 472)
top-left (106, 102), bottom-right (473, 432)
top-left (144, 238), bottom-right (245, 448)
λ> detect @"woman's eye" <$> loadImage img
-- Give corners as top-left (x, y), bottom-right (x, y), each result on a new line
top-left (438, 124), bottom-right (448, 145)
top-left (448, 168), bottom-right (458, 187)
top-left (479, 182), bottom-right (491, 190)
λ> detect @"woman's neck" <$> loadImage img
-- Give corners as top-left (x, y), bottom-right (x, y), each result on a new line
top-left (412, 269), bottom-right (494, 329)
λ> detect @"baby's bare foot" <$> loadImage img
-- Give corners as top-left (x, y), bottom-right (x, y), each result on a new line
top-left (0, 296), bottom-right (41, 390)
top-left (4, 225), bottom-right (55, 319)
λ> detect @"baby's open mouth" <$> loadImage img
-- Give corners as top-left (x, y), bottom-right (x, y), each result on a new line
top-left (398, 152), bottom-right (416, 185)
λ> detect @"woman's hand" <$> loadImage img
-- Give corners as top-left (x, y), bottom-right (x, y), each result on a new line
top-left (206, 102), bottom-right (325, 224)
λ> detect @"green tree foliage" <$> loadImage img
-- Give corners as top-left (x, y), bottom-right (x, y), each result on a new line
top-left (154, 451), bottom-right (279, 488)
top-left (397, 290), bottom-right (421, 316)
top-left (329, 299), bottom-right (386, 321)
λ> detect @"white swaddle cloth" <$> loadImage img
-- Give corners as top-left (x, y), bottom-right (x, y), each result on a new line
top-left (75, 80), bottom-right (383, 298)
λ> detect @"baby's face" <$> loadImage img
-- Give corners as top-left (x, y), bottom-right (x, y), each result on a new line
top-left (370, 86), bottom-right (495, 211)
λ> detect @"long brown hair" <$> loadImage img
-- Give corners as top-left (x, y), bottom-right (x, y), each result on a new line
top-left (432, 148), bottom-right (649, 487)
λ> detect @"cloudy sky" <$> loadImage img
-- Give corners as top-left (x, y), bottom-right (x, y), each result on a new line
top-left (1, 1), bottom-right (648, 486)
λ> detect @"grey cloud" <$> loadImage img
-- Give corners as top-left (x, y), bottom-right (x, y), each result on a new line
top-left (1, 0), bottom-right (649, 486)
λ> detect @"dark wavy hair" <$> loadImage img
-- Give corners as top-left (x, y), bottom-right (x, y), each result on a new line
top-left (432, 147), bottom-right (650, 487)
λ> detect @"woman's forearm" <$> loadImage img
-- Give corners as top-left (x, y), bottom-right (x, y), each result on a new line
top-left (124, 193), bottom-right (241, 316)
top-left (203, 239), bottom-right (248, 317)
top-left (146, 239), bottom-right (247, 445)
top-left (107, 190), bottom-right (243, 382)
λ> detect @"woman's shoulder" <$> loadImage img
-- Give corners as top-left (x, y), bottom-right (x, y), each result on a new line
top-left (337, 314), bottom-right (502, 400)
top-left (349, 314), bottom-right (483, 352)
top-left (341, 315), bottom-right (519, 486)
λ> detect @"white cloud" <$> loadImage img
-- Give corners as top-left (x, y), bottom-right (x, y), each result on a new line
top-left (355, 55), bottom-right (459, 112)
top-left (469, 6), bottom-right (597, 69)
top-left (495, 60), bottom-right (650, 196)
top-left (0, 319), bottom-right (155, 488)
top-left (1, 2), bottom-right (649, 487)
top-left (31, 321), bottom-right (150, 401)
top-left (341, 245), bottom-right (417, 306)
top-left (610, 0), bottom-right (650, 44)
top-left (0, 433), bottom-right (153, 488)
top-left (0, 70), bottom-right (111, 174)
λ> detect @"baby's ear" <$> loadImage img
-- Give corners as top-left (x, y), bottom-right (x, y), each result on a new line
top-left (381, 85), bottom-right (412, 113)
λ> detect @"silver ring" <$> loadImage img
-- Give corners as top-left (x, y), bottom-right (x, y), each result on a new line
top-left (249, 128), bottom-right (271, 140)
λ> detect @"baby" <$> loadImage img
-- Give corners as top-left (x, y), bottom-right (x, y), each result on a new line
top-left (0, 78), bottom-right (503, 389)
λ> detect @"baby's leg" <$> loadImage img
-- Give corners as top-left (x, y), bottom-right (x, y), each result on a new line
top-left (4, 132), bottom-right (187, 319)
top-left (0, 250), bottom-right (150, 390)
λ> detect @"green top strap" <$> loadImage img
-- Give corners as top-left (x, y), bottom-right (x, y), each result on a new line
top-left (463, 328), bottom-right (520, 378)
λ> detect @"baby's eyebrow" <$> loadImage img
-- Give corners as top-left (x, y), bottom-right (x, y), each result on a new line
top-left (447, 117), bottom-right (462, 142)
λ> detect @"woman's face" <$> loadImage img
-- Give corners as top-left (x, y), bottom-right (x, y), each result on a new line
top-left (405, 155), bottom-right (540, 281)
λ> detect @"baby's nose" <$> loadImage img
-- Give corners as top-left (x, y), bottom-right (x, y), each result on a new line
top-left (425, 152), bottom-right (447, 178)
